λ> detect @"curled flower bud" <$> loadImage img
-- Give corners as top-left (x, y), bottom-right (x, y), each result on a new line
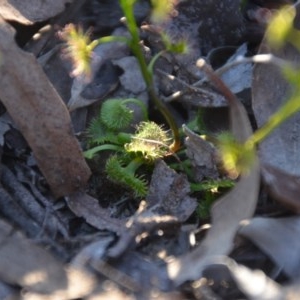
top-left (59, 24), bottom-right (95, 79)
top-left (150, 0), bottom-right (178, 23)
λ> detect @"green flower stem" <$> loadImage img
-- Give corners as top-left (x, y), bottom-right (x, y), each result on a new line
top-left (106, 155), bottom-right (148, 197)
top-left (119, 0), bottom-right (180, 152)
top-left (116, 132), bottom-right (132, 144)
top-left (148, 50), bottom-right (166, 74)
top-left (88, 36), bottom-right (130, 51)
top-left (84, 144), bottom-right (124, 159)
top-left (245, 92), bottom-right (300, 148)
top-left (124, 157), bottom-right (144, 174)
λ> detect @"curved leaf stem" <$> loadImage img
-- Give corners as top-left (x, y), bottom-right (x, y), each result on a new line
top-left (119, 0), bottom-right (180, 152)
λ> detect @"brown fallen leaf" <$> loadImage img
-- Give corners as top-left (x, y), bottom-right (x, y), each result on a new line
top-left (66, 192), bottom-right (125, 234)
top-left (0, 18), bottom-right (91, 198)
top-left (168, 158), bottom-right (260, 285)
top-left (183, 125), bottom-right (219, 181)
top-left (251, 2), bottom-right (300, 210)
top-left (239, 216), bottom-right (300, 278)
top-left (204, 257), bottom-right (282, 300)
top-left (262, 163), bottom-right (300, 213)
top-left (0, 281), bottom-right (16, 299)
top-left (0, 218), bottom-right (67, 293)
top-left (252, 41), bottom-right (300, 177)
top-left (0, 218), bottom-right (97, 298)
top-left (167, 61), bottom-right (260, 285)
top-left (22, 267), bottom-right (97, 299)
top-left (0, 0), bottom-right (73, 24)
top-left (146, 160), bottom-right (197, 222)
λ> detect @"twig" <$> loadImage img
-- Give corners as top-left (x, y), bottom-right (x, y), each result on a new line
top-left (157, 54), bottom-right (291, 103)
top-left (156, 68), bottom-right (220, 102)
top-left (193, 54), bottom-right (294, 87)
top-left (196, 58), bottom-right (237, 106)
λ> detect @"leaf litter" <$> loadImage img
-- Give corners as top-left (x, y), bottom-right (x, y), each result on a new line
top-left (0, 0), bottom-right (300, 299)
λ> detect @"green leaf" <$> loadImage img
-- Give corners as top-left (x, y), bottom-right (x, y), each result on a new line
top-left (105, 155), bottom-right (148, 197)
top-left (87, 117), bottom-right (119, 145)
top-left (101, 99), bottom-right (134, 130)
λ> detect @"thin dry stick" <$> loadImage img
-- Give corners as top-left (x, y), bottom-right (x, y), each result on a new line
top-left (158, 54), bottom-right (291, 103)
top-left (156, 68), bottom-right (217, 102)
top-left (196, 58), bottom-right (237, 106)
top-left (193, 54), bottom-right (293, 87)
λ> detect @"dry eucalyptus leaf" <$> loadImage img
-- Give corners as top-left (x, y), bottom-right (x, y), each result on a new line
top-left (168, 157), bottom-right (260, 285)
top-left (61, 266), bottom-right (97, 299)
top-left (262, 164), bottom-right (300, 213)
top-left (0, 119), bottom-right (10, 147)
top-left (0, 219), bottom-right (67, 293)
top-left (251, 3), bottom-right (300, 210)
top-left (0, 217), bottom-right (96, 299)
top-left (16, 267), bottom-right (97, 300)
top-left (71, 237), bottom-right (115, 269)
top-left (0, 281), bottom-right (16, 300)
top-left (66, 192), bottom-right (125, 234)
top-left (239, 216), bottom-right (300, 279)
top-left (0, 18), bottom-right (91, 197)
top-left (252, 44), bottom-right (300, 176)
top-left (282, 280), bottom-right (300, 300)
top-left (68, 60), bottom-right (120, 112)
top-left (147, 160), bottom-right (197, 222)
top-left (183, 125), bottom-right (219, 181)
top-left (206, 257), bottom-right (282, 300)
top-left (167, 77), bottom-right (260, 285)
top-left (229, 89), bottom-right (253, 142)
top-left (220, 43), bottom-right (252, 94)
top-left (0, 217), bottom-right (96, 298)
top-left (22, 267), bottom-right (97, 299)
top-left (0, 0), bottom-right (73, 24)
